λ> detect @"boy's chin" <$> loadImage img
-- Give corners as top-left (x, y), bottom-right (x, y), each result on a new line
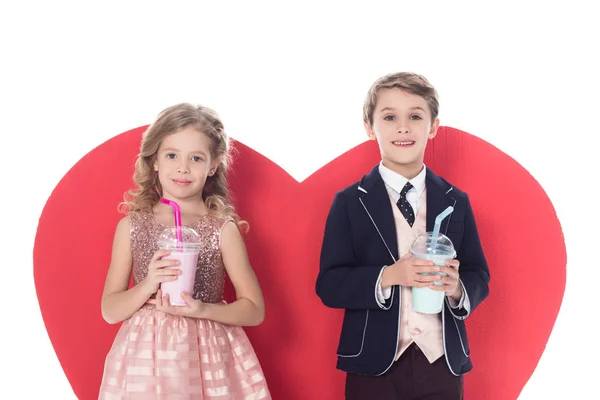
top-left (382, 156), bottom-right (423, 168)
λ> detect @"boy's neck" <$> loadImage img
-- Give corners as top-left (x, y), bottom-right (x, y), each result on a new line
top-left (381, 160), bottom-right (425, 180)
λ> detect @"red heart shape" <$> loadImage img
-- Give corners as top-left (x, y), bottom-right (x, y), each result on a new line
top-left (34, 126), bottom-right (565, 399)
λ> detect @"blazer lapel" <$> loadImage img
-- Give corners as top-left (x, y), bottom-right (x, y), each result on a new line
top-left (357, 166), bottom-right (399, 262)
top-left (425, 167), bottom-right (457, 234)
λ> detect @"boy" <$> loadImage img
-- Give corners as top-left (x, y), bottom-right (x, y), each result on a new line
top-left (316, 72), bottom-right (490, 399)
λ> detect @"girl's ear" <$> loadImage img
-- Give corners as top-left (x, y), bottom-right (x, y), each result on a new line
top-left (209, 156), bottom-right (223, 176)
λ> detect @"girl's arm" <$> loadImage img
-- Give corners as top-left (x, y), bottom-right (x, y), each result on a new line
top-left (197, 221), bottom-right (265, 326)
top-left (100, 217), bottom-right (155, 324)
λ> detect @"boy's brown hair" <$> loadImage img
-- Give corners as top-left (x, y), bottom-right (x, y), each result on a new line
top-left (363, 72), bottom-right (439, 126)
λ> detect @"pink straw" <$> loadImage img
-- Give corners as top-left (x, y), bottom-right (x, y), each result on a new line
top-left (159, 198), bottom-right (182, 243)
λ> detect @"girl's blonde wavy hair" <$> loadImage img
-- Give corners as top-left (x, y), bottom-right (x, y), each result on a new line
top-left (119, 103), bottom-right (245, 229)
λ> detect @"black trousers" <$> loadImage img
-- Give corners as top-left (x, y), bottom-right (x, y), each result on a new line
top-left (345, 344), bottom-right (463, 400)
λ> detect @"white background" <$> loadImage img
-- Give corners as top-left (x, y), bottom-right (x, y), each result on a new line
top-left (1, 1), bottom-right (598, 398)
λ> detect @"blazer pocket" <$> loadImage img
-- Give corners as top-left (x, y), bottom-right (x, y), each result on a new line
top-left (337, 309), bottom-right (369, 357)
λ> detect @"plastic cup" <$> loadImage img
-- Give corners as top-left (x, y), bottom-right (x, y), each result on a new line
top-left (157, 227), bottom-right (201, 306)
top-left (409, 232), bottom-right (456, 314)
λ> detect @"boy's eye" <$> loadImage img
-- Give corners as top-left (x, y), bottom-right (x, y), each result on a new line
top-left (383, 115), bottom-right (395, 121)
top-left (410, 115), bottom-right (423, 120)
top-left (191, 156), bottom-right (203, 162)
top-left (166, 153), bottom-right (176, 159)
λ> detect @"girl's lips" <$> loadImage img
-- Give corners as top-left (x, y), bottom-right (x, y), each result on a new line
top-left (172, 179), bottom-right (192, 186)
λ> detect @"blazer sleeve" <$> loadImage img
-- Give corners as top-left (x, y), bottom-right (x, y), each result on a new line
top-left (448, 195), bottom-right (490, 320)
top-left (316, 191), bottom-right (393, 310)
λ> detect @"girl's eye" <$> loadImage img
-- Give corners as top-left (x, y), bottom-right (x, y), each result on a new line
top-left (166, 153), bottom-right (176, 159)
top-left (384, 115), bottom-right (395, 121)
top-left (191, 156), bottom-right (203, 162)
top-left (410, 115), bottom-right (423, 120)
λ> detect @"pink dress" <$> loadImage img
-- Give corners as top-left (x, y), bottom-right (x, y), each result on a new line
top-left (99, 211), bottom-right (271, 399)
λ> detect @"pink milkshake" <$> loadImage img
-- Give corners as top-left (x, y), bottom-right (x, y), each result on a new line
top-left (157, 227), bottom-right (201, 306)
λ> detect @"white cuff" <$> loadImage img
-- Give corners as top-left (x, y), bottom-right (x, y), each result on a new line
top-left (376, 266), bottom-right (392, 305)
top-left (448, 279), bottom-right (471, 313)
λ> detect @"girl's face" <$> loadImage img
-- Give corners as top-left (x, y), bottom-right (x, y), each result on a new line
top-left (154, 126), bottom-right (219, 203)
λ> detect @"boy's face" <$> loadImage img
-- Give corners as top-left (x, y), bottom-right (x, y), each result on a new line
top-left (365, 88), bottom-right (439, 178)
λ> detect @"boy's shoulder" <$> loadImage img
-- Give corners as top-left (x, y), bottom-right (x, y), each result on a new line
top-left (427, 169), bottom-right (471, 207)
top-left (336, 180), bottom-right (362, 197)
top-left (333, 165), bottom-right (379, 200)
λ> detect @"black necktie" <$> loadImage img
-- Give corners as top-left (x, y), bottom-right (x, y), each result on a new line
top-left (397, 182), bottom-right (415, 227)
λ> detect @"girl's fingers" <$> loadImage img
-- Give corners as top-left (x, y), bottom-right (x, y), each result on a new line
top-left (155, 259), bottom-right (180, 269)
top-left (156, 268), bottom-right (181, 276)
top-left (163, 294), bottom-right (171, 308)
top-left (151, 249), bottom-right (170, 261)
top-left (155, 289), bottom-right (163, 307)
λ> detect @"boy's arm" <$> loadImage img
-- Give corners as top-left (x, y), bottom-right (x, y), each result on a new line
top-left (316, 191), bottom-right (393, 310)
top-left (447, 195), bottom-right (490, 320)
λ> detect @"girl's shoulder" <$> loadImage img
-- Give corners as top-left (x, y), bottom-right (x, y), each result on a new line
top-left (123, 209), bottom-right (160, 235)
top-left (196, 212), bottom-right (234, 231)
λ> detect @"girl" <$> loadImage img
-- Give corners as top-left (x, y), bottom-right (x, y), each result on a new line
top-left (99, 103), bottom-right (271, 399)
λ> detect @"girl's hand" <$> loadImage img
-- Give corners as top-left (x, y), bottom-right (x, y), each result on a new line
top-left (155, 289), bottom-right (206, 318)
top-left (140, 249), bottom-right (181, 294)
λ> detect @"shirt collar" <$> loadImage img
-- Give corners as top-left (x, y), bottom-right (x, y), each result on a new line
top-left (378, 162), bottom-right (427, 196)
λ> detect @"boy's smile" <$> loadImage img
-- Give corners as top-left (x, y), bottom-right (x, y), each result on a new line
top-left (365, 88), bottom-right (439, 179)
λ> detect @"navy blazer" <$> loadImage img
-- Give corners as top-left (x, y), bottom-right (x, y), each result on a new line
top-left (316, 166), bottom-right (490, 377)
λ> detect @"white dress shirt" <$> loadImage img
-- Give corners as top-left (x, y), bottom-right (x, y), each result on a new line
top-left (375, 163), bottom-right (470, 311)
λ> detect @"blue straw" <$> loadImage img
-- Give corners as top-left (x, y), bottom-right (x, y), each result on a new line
top-left (431, 206), bottom-right (454, 252)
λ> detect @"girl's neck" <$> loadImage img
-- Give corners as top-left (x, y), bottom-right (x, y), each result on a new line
top-left (154, 196), bottom-right (208, 221)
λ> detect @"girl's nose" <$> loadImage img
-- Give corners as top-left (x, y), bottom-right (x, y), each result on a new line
top-left (177, 162), bottom-right (190, 173)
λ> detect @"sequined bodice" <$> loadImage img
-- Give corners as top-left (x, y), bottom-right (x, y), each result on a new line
top-left (129, 210), bottom-right (231, 303)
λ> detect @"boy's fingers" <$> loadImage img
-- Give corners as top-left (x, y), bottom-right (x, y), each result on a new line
top-left (413, 273), bottom-right (438, 283)
top-left (412, 259), bottom-right (435, 266)
top-left (413, 281), bottom-right (431, 288)
top-left (414, 265), bottom-right (441, 273)
top-left (439, 266), bottom-right (458, 278)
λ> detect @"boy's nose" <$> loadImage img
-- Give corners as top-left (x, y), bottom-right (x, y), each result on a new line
top-left (397, 126), bottom-right (409, 134)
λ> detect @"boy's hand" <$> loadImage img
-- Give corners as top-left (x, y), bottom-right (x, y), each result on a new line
top-left (428, 259), bottom-right (462, 301)
top-left (382, 254), bottom-right (442, 288)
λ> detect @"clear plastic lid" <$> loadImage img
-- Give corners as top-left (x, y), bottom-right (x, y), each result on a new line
top-left (410, 232), bottom-right (456, 258)
top-left (157, 227), bottom-right (201, 251)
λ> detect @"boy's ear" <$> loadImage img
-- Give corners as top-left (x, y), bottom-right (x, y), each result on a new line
top-left (364, 122), bottom-right (376, 141)
top-left (428, 118), bottom-right (440, 139)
